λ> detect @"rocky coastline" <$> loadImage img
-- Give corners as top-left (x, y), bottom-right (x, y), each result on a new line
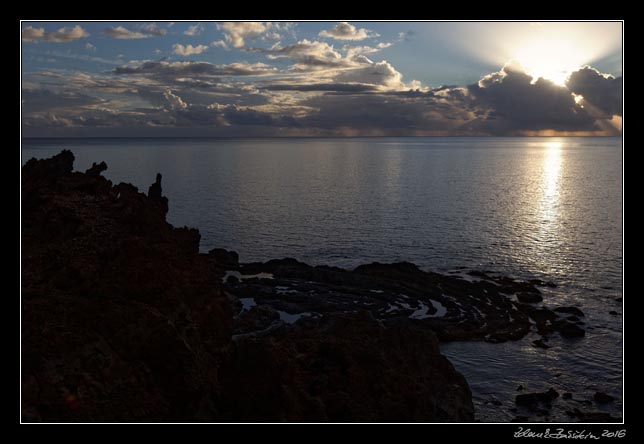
top-left (21, 150), bottom-right (618, 422)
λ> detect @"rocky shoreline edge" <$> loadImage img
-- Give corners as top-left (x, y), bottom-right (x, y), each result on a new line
top-left (21, 150), bottom-right (619, 422)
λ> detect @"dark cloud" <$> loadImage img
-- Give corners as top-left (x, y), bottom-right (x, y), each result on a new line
top-left (566, 66), bottom-right (622, 116)
top-left (261, 83), bottom-right (378, 92)
top-left (467, 62), bottom-right (597, 134)
top-left (298, 91), bottom-right (474, 135)
top-left (22, 89), bottom-right (104, 113)
top-left (113, 61), bottom-right (278, 77)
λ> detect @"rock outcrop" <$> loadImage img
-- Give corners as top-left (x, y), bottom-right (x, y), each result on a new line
top-left (220, 257), bottom-right (585, 343)
top-left (22, 150), bottom-right (475, 422)
top-left (22, 150), bottom-right (233, 422)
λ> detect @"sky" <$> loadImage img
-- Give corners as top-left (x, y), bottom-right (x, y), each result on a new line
top-left (21, 21), bottom-right (623, 137)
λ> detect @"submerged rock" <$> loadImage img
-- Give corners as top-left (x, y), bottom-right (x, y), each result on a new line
top-left (532, 339), bottom-right (550, 349)
top-left (557, 321), bottom-right (586, 338)
top-left (515, 388), bottom-right (559, 407)
top-left (594, 392), bottom-right (615, 403)
top-left (554, 306), bottom-right (585, 317)
top-left (222, 255), bottom-right (570, 343)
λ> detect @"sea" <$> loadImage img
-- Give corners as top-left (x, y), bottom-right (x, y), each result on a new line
top-left (21, 137), bottom-right (623, 422)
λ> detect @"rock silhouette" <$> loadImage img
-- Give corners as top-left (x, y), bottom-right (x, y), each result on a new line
top-left (21, 150), bottom-right (476, 422)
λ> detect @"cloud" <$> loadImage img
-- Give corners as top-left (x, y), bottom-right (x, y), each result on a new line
top-left (261, 83), bottom-right (378, 92)
top-left (397, 31), bottom-right (414, 42)
top-left (184, 23), bottom-right (204, 36)
top-left (104, 26), bottom-right (149, 39)
top-left (85, 43), bottom-right (96, 52)
top-left (466, 61), bottom-right (608, 134)
top-left (211, 40), bottom-right (228, 49)
top-left (218, 22), bottom-right (272, 48)
top-left (255, 40), bottom-right (413, 91)
top-left (22, 46), bottom-right (622, 138)
top-left (141, 23), bottom-right (167, 36)
top-left (172, 44), bottom-right (209, 56)
top-left (113, 60), bottom-right (278, 77)
top-left (263, 32), bottom-right (281, 41)
top-left (342, 43), bottom-right (392, 59)
top-left (566, 66), bottom-right (622, 116)
top-left (257, 39), bottom-right (351, 70)
top-left (22, 25), bottom-right (89, 43)
top-left (333, 60), bottom-right (406, 90)
top-left (22, 26), bottom-right (45, 42)
top-left (21, 88), bottom-right (104, 113)
top-left (163, 90), bottom-right (188, 110)
top-left (318, 22), bottom-right (378, 41)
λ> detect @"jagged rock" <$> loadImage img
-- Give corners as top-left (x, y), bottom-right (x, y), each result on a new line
top-left (23, 149), bottom-right (74, 181)
top-left (146, 172), bottom-right (169, 214)
top-left (85, 161), bottom-right (107, 176)
top-left (22, 152), bottom-right (233, 422)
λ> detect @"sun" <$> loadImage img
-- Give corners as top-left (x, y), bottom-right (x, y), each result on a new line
top-left (513, 38), bottom-right (584, 86)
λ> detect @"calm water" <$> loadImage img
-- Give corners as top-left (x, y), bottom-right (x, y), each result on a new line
top-left (22, 137), bottom-right (623, 422)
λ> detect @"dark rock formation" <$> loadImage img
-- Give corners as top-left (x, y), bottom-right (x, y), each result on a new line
top-left (209, 248), bottom-right (239, 269)
top-left (22, 151), bottom-right (232, 422)
top-left (219, 313), bottom-right (473, 422)
top-left (517, 292), bottom-right (543, 303)
top-left (554, 306), bottom-right (585, 317)
top-left (221, 258), bottom-right (581, 343)
top-left (556, 321), bottom-right (586, 338)
top-left (85, 161), bottom-right (107, 177)
top-left (594, 392), bottom-right (615, 403)
top-left (515, 388), bottom-right (559, 407)
top-left (146, 172), bottom-right (169, 214)
top-left (532, 339), bottom-right (550, 349)
top-left (22, 150), bottom-right (475, 422)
